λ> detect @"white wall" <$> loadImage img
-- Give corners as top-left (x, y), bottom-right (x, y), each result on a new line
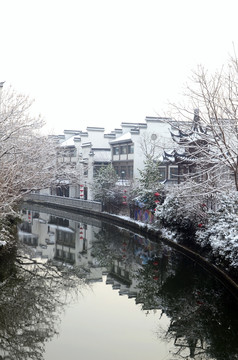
top-left (130, 120), bottom-right (173, 180)
top-left (52, 117), bottom-right (174, 198)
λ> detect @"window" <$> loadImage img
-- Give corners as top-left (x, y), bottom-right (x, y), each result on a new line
top-left (128, 144), bottom-right (134, 154)
top-left (56, 229), bottom-right (75, 248)
top-left (93, 163), bottom-right (109, 176)
top-left (114, 166), bottom-right (119, 175)
top-left (113, 147), bottom-right (119, 155)
top-left (128, 166), bottom-right (133, 179)
top-left (170, 166), bottom-right (178, 179)
top-left (69, 253), bottom-right (75, 262)
top-left (120, 167), bottom-right (127, 179)
top-left (63, 147), bottom-right (76, 158)
top-left (158, 167), bottom-right (166, 181)
top-left (93, 166), bottom-right (100, 176)
top-left (49, 216), bottom-right (69, 227)
top-left (120, 146), bottom-right (127, 154)
top-left (83, 164), bottom-right (88, 177)
top-left (69, 147), bottom-right (76, 157)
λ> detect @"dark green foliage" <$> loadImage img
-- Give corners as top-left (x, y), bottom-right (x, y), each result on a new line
top-left (93, 164), bottom-right (123, 212)
top-left (136, 157), bottom-right (164, 210)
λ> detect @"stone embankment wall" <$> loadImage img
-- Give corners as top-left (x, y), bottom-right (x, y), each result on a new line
top-left (24, 193), bottom-right (238, 300)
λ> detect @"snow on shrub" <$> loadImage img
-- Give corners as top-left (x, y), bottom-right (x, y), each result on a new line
top-left (0, 215), bottom-right (17, 248)
top-left (155, 186), bottom-right (238, 269)
top-left (155, 182), bottom-right (208, 233)
top-left (196, 192), bottom-right (238, 268)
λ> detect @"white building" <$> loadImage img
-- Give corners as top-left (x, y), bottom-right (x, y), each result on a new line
top-left (110, 117), bottom-right (178, 184)
top-left (44, 116), bottom-right (178, 200)
top-left (19, 208), bottom-right (107, 282)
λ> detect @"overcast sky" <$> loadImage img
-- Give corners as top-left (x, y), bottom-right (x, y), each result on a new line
top-left (0, 0), bottom-right (237, 134)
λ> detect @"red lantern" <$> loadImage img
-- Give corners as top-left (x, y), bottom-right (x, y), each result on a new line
top-left (122, 195), bottom-right (127, 199)
top-left (154, 192), bottom-right (160, 197)
top-left (122, 201), bottom-right (127, 205)
top-left (198, 223), bottom-right (203, 228)
top-left (197, 300), bottom-right (204, 305)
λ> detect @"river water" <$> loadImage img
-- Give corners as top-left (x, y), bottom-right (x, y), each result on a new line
top-left (0, 204), bottom-right (238, 360)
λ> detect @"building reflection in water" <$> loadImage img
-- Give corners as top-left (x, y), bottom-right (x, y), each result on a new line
top-left (17, 204), bottom-right (238, 360)
top-left (18, 205), bottom-right (173, 291)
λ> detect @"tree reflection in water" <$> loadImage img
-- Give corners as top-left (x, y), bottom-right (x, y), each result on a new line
top-left (93, 223), bottom-right (238, 360)
top-left (136, 256), bottom-right (238, 360)
top-left (0, 251), bottom-right (83, 360)
top-left (13, 209), bottom-right (238, 360)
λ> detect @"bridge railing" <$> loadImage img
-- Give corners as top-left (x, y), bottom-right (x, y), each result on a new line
top-left (24, 193), bottom-right (102, 212)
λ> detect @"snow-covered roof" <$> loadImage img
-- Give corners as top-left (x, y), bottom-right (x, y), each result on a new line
top-left (145, 116), bottom-right (171, 122)
top-left (121, 122), bottom-right (147, 128)
top-left (104, 133), bottom-right (116, 139)
top-left (109, 132), bottom-right (132, 144)
top-left (18, 230), bottom-right (36, 237)
top-left (93, 149), bottom-right (111, 161)
top-left (60, 136), bottom-right (76, 147)
top-left (48, 224), bottom-right (75, 233)
top-left (81, 142), bottom-right (92, 148)
top-left (86, 126), bottom-right (105, 132)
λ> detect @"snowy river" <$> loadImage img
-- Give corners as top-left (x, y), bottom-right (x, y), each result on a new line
top-left (0, 204), bottom-right (238, 360)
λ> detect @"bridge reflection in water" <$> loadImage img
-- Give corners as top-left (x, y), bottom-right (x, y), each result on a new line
top-left (11, 204), bottom-right (238, 359)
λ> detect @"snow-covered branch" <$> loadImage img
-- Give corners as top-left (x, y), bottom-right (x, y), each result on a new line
top-left (0, 86), bottom-right (57, 217)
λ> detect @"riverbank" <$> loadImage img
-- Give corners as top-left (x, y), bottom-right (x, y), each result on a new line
top-left (22, 194), bottom-right (238, 300)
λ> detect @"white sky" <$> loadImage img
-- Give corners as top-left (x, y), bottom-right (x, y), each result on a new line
top-left (0, 0), bottom-right (237, 134)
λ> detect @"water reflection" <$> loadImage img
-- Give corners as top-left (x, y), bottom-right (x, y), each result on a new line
top-left (0, 250), bottom-right (82, 360)
top-left (4, 204), bottom-right (238, 359)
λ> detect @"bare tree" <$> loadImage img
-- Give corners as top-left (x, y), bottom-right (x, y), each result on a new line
top-left (0, 86), bottom-right (57, 216)
top-left (164, 53), bottom-right (238, 195)
top-left (154, 54), bottom-right (238, 232)
top-left (140, 132), bottom-right (161, 160)
top-left (140, 131), bottom-right (174, 161)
